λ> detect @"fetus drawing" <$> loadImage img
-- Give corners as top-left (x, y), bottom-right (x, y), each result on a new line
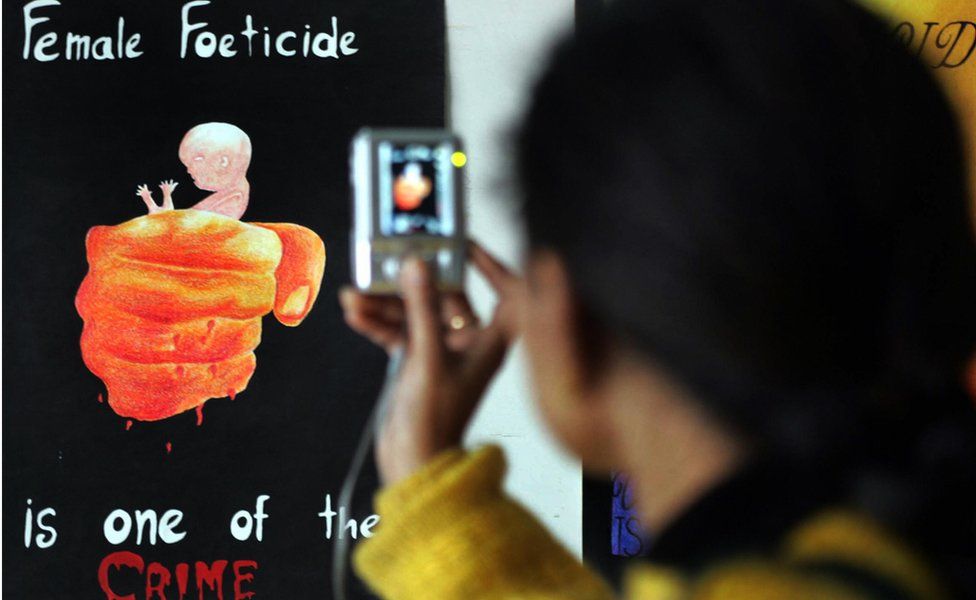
top-left (76, 123), bottom-right (326, 422)
top-left (393, 162), bottom-right (433, 211)
top-left (139, 122), bottom-right (251, 220)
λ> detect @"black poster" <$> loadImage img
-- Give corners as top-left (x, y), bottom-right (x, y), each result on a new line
top-left (3, 0), bottom-right (444, 597)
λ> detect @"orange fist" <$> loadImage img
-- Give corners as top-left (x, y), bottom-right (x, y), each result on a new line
top-left (75, 210), bottom-right (326, 421)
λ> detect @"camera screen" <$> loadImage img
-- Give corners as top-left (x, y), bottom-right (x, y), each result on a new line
top-left (378, 142), bottom-right (456, 237)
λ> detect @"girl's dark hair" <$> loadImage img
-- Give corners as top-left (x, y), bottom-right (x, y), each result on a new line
top-left (518, 0), bottom-right (976, 588)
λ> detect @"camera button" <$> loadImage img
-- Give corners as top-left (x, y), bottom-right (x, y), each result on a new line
top-left (382, 257), bottom-right (401, 281)
top-left (437, 249), bottom-right (453, 272)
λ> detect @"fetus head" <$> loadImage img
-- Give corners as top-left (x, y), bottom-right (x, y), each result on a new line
top-left (179, 123), bottom-right (252, 191)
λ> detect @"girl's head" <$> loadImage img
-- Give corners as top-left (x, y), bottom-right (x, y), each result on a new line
top-left (516, 0), bottom-right (975, 563)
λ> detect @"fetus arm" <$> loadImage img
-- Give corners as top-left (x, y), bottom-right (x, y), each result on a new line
top-left (159, 180), bottom-right (178, 210)
top-left (137, 181), bottom-right (179, 214)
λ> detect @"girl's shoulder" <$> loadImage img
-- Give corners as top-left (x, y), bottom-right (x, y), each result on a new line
top-left (626, 509), bottom-right (947, 600)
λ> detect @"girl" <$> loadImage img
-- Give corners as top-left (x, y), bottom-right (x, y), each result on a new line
top-left (341, 0), bottom-right (976, 597)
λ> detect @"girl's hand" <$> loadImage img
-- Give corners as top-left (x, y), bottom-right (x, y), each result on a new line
top-left (339, 242), bottom-right (521, 485)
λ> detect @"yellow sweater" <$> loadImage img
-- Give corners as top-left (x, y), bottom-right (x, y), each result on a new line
top-left (354, 446), bottom-right (947, 600)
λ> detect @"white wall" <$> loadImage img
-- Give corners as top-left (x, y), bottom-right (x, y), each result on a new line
top-left (446, 1), bottom-right (582, 556)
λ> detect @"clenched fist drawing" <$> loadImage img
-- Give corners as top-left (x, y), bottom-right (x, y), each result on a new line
top-left (76, 210), bottom-right (326, 421)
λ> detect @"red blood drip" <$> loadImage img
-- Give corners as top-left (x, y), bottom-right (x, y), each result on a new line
top-left (175, 365), bottom-right (185, 378)
top-left (172, 333), bottom-right (180, 347)
top-left (195, 404), bottom-right (204, 427)
top-left (228, 388), bottom-right (237, 401)
top-left (175, 563), bottom-right (189, 597)
top-left (125, 420), bottom-right (133, 431)
top-left (165, 442), bottom-right (172, 454)
top-left (208, 364), bottom-right (218, 378)
top-left (97, 393), bottom-right (104, 404)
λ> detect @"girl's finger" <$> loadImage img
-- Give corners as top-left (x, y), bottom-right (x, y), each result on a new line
top-left (442, 293), bottom-right (480, 351)
top-left (459, 321), bottom-right (509, 406)
top-left (400, 258), bottom-right (444, 364)
top-left (339, 287), bottom-right (405, 323)
top-left (344, 309), bottom-right (404, 352)
top-left (340, 287), bottom-right (405, 351)
top-left (469, 241), bottom-right (517, 294)
top-left (441, 292), bottom-right (479, 328)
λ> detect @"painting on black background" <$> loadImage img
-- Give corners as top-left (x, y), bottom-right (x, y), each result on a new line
top-left (3, 1), bottom-right (444, 597)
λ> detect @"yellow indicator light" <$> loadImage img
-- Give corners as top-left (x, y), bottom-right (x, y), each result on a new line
top-left (451, 151), bottom-right (467, 168)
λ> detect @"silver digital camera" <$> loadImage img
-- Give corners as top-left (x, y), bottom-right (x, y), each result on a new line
top-left (350, 128), bottom-right (466, 293)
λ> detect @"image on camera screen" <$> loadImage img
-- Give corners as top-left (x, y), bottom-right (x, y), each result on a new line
top-left (379, 142), bottom-right (455, 237)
